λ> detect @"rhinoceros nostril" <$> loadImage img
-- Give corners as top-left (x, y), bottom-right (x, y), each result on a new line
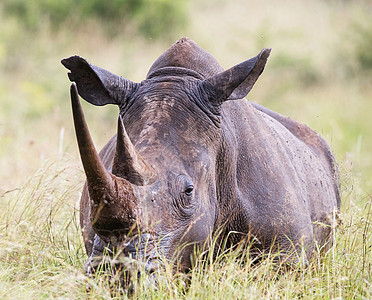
top-left (145, 263), bottom-right (156, 274)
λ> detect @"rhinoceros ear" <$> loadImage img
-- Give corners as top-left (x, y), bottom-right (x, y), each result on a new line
top-left (61, 56), bottom-right (139, 106)
top-left (202, 48), bottom-right (271, 104)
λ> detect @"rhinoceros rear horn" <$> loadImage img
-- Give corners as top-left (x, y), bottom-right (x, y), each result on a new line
top-left (112, 116), bottom-right (156, 186)
top-left (62, 56), bottom-right (139, 106)
top-left (203, 48), bottom-right (271, 103)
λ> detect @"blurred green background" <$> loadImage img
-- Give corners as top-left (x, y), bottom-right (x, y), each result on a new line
top-left (0, 0), bottom-right (371, 201)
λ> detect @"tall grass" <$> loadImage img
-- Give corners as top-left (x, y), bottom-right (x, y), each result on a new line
top-left (0, 0), bottom-right (372, 298)
top-left (0, 163), bottom-right (370, 298)
top-left (0, 160), bottom-right (86, 298)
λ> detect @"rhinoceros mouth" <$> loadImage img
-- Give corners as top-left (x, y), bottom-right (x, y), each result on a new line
top-left (84, 233), bottom-right (162, 276)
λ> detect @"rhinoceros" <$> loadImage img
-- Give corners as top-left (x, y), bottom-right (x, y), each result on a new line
top-left (62, 37), bottom-right (340, 276)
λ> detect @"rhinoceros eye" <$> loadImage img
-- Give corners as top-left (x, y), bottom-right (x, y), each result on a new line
top-left (173, 174), bottom-right (198, 216)
top-left (184, 185), bottom-right (194, 196)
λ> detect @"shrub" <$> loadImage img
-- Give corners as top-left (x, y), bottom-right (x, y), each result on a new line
top-left (1, 0), bottom-right (187, 38)
top-left (353, 19), bottom-right (372, 72)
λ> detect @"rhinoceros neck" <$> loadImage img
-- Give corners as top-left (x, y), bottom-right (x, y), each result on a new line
top-left (146, 37), bottom-right (224, 79)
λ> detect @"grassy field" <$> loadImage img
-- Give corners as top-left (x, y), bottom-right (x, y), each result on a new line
top-left (0, 0), bottom-right (371, 298)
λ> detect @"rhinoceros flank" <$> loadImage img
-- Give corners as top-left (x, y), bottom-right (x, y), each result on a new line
top-left (62, 37), bottom-right (340, 277)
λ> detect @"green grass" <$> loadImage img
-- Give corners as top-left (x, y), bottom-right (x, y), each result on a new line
top-left (0, 0), bottom-right (372, 298)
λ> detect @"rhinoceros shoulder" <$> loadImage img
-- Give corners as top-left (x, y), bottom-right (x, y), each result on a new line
top-left (251, 102), bottom-right (341, 208)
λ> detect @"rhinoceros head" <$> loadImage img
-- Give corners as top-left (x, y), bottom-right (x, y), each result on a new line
top-left (62, 38), bottom-right (270, 275)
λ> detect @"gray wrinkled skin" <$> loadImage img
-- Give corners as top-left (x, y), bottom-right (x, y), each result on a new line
top-left (62, 37), bottom-right (340, 275)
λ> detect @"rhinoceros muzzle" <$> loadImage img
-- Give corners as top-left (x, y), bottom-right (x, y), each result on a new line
top-left (84, 232), bottom-right (162, 282)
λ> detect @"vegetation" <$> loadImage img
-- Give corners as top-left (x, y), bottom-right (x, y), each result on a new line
top-left (1, 0), bottom-right (187, 38)
top-left (0, 0), bottom-right (371, 298)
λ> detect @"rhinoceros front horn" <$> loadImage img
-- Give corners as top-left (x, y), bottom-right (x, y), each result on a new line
top-left (71, 82), bottom-right (155, 188)
top-left (70, 83), bottom-right (113, 189)
top-left (71, 81), bottom-right (155, 187)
